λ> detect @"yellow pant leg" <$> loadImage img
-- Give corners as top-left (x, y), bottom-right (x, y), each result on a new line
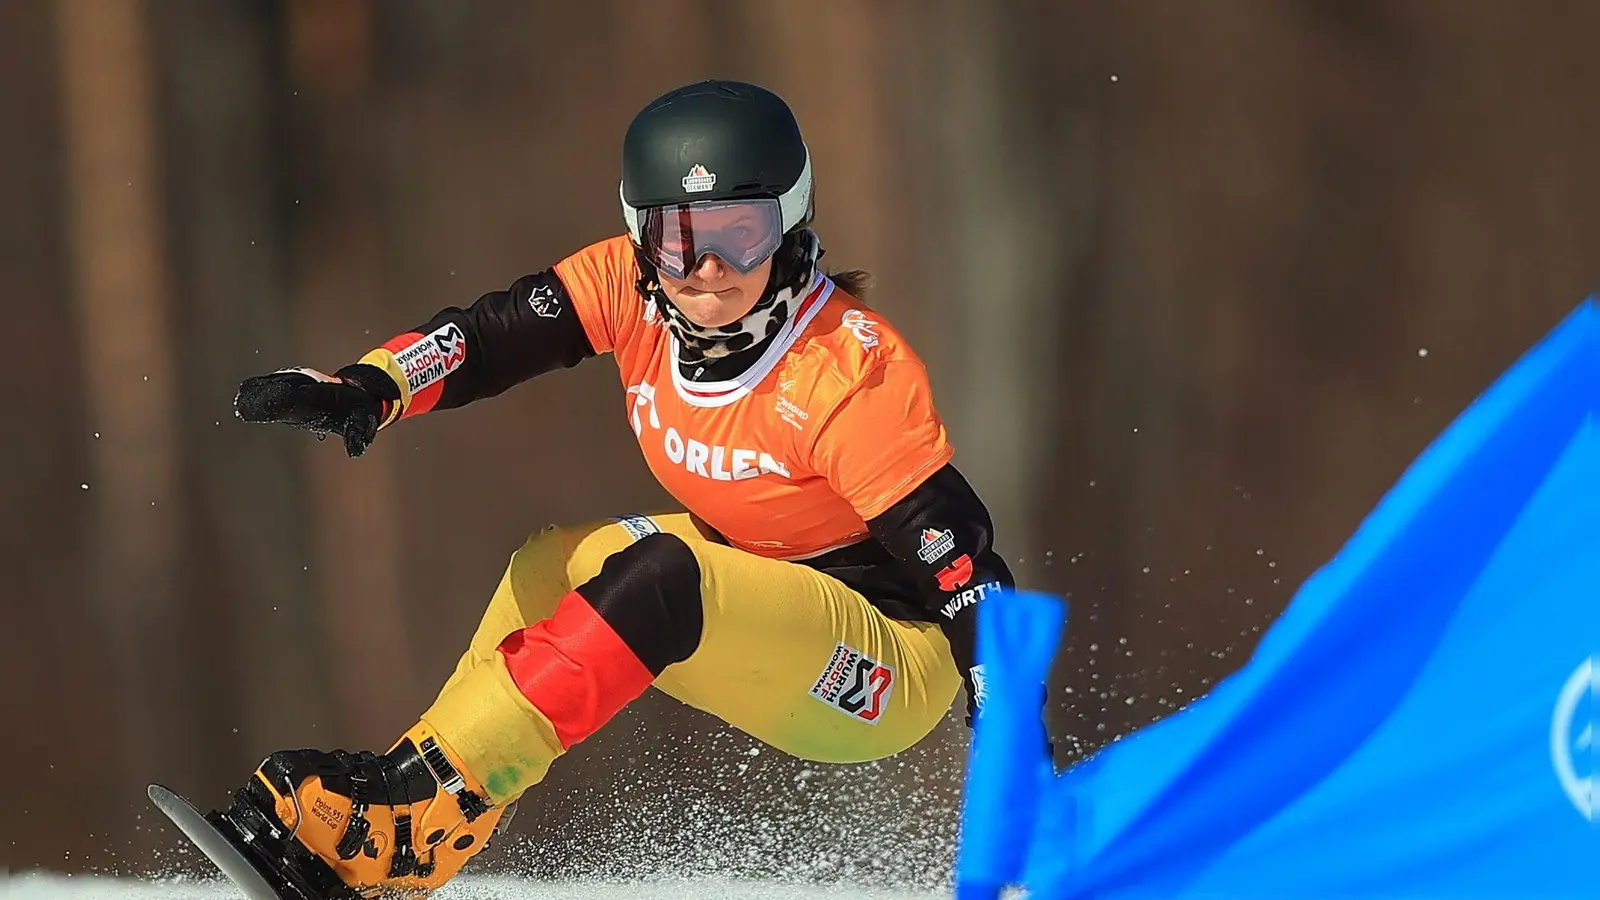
top-left (557, 514), bottom-right (963, 764)
top-left (421, 513), bottom-right (960, 803)
top-left (420, 514), bottom-right (703, 803)
top-left (653, 538), bottom-right (961, 764)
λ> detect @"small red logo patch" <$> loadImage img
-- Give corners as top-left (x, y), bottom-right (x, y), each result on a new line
top-left (936, 554), bottom-right (974, 591)
top-left (435, 325), bottom-right (467, 369)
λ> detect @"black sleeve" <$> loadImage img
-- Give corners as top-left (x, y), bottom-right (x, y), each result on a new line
top-left (865, 463), bottom-right (1015, 724)
top-left (378, 269), bottom-right (595, 418)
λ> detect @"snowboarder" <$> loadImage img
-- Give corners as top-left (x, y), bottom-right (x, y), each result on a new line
top-left (214, 79), bottom-right (1015, 897)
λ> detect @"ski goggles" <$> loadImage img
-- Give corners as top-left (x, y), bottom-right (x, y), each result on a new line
top-left (640, 198), bottom-right (785, 281)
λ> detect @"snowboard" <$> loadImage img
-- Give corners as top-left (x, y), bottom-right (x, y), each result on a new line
top-left (147, 783), bottom-right (346, 900)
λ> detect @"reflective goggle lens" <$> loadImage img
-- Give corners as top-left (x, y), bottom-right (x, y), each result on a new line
top-left (642, 199), bottom-right (784, 280)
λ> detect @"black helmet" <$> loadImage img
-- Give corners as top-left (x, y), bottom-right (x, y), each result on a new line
top-left (620, 80), bottom-right (813, 277)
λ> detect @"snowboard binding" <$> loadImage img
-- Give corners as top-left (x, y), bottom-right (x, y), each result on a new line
top-left (150, 782), bottom-right (358, 900)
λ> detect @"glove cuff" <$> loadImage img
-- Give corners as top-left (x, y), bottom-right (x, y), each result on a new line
top-left (334, 362), bottom-right (403, 428)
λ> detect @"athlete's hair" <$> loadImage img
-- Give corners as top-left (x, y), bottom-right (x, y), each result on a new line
top-left (828, 268), bottom-right (873, 298)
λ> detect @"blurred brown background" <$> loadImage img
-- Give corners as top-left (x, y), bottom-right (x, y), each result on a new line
top-left (3, 0), bottom-right (1597, 887)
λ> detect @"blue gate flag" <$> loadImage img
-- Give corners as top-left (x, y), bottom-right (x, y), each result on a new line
top-left (959, 298), bottom-right (1598, 900)
top-left (955, 589), bottom-right (1065, 900)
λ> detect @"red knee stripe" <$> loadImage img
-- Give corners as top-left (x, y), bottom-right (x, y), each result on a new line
top-left (496, 591), bottom-right (655, 749)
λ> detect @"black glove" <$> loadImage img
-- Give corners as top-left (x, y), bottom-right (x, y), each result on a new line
top-left (234, 363), bottom-right (401, 457)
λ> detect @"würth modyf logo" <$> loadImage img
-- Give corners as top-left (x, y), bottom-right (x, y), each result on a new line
top-left (395, 323), bottom-right (467, 394)
top-left (433, 324), bottom-right (466, 369)
top-left (1551, 655), bottom-right (1595, 822)
top-left (810, 642), bottom-right (894, 724)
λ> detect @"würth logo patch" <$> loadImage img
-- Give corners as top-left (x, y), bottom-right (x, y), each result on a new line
top-left (936, 553), bottom-right (974, 591)
top-left (810, 642), bottom-right (894, 724)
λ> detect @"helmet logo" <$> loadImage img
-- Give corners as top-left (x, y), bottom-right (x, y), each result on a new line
top-left (682, 163), bottom-right (717, 193)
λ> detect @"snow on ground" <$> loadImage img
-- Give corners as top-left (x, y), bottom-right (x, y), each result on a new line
top-left (12, 722), bottom-right (966, 898)
top-left (8, 872), bottom-right (946, 899)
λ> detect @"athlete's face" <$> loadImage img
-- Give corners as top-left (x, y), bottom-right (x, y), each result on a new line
top-left (657, 254), bottom-right (774, 329)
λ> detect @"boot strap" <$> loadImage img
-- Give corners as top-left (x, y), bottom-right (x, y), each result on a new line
top-left (418, 736), bottom-right (491, 822)
top-left (335, 771), bottom-right (372, 860)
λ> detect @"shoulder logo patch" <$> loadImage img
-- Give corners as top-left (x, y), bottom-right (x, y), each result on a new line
top-left (841, 309), bottom-right (880, 350)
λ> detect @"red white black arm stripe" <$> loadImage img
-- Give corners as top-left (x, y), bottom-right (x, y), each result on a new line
top-left (375, 269), bottom-right (595, 418)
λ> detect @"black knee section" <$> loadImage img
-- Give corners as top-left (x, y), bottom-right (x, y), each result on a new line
top-left (575, 533), bottom-right (704, 674)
